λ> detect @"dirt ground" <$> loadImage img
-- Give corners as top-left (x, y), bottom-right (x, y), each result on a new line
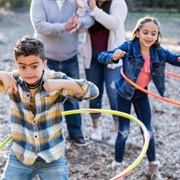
top-left (0, 10), bottom-right (180, 180)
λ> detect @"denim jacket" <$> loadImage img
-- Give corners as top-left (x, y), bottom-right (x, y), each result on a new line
top-left (98, 39), bottom-right (180, 100)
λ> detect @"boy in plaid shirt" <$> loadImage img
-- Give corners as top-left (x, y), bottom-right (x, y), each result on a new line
top-left (0, 36), bottom-right (99, 180)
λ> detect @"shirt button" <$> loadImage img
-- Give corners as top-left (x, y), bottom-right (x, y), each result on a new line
top-left (27, 94), bottom-right (30, 97)
top-left (35, 135), bottom-right (37, 138)
top-left (33, 121), bottom-right (36, 123)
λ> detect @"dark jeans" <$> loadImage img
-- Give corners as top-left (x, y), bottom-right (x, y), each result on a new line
top-left (47, 56), bottom-right (83, 138)
top-left (115, 89), bottom-right (156, 162)
top-left (85, 51), bottom-right (119, 121)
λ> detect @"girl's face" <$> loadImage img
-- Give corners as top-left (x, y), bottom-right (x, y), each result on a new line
top-left (136, 21), bottom-right (158, 51)
top-left (16, 55), bottom-right (47, 85)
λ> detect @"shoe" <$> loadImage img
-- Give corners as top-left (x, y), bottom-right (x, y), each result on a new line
top-left (73, 136), bottom-right (87, 147)
top-left (147, 161), bottom-right (163, 180)
top-left (111, 160), bottom-right (125, 178)
top-left (111, 160), bottom-right (123, 170)
top-left (90, 127), bottom-right (102, 141)
top-left (107, 132), bottom-right (117, 146)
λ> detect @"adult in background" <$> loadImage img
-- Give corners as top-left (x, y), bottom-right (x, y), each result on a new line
top-left (81, 0), bottom-right (127, 146)
top-left (30, 0), bottom-right (94, 146)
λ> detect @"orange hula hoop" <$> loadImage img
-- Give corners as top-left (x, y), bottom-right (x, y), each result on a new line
top-left (120, 69), bottom-right (180, 106)
top-left (165, 71), bottom-right (180, 79)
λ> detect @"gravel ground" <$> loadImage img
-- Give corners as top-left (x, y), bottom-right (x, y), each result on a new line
top-left (0, 10), bottom-right (180, 180)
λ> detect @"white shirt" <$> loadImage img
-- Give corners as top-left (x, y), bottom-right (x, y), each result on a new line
top-left (56, 0), bottom-right (64, 11)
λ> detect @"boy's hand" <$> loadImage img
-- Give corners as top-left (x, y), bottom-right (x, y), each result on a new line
top-left (112, 49), bottom-right (126, 61)
top-left (43, 79), bottom-right (62, 93)
top-left (0, 72), bottom-right (18, 93)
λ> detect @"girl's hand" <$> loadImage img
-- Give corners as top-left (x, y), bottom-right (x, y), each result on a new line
top-left (178, 57), bottom-right (180, 62)
top-left (112, 49), bottom-right (126, 61)
top-left (0, 72), bottom-right (18, 94)
top-left (43, 79), bottom-right (62, 93)
top-left (88, 0), bottom-right (96, 11)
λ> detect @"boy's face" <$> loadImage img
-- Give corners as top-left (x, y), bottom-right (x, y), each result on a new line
top-left (16, 55), bottom-right (47, 85)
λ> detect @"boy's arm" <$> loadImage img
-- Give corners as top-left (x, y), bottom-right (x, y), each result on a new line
top-left (73, 79), bottom-right (99, 100)
top-left (0, 71), bottom-right (18, 93)
top-left (43, 78), bottom-right (99, 101)
top-left (43, 79), bottom-right (84, 94)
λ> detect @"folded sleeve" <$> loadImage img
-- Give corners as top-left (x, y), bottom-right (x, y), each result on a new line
top-left (61, 79), bottom-right (99, 101)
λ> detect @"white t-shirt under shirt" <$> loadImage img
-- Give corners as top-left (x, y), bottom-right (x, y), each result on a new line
top-left (56, 0), bottom-right (64, 11)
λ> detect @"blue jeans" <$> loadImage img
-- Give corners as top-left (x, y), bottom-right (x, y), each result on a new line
top-left (115, 89), bottom-right (156, 162)
top-left (2, 150), bottom-right (69, 180)
top-left (85, 51), bottom-right (119, 121)
top-left (47, 56), bottom-right (83, 138)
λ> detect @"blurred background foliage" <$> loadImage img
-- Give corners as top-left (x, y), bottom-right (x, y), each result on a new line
top-left (127, 0), bottom-right (180, 12)
top-left (0, 0), bottom-right (31, 10)
top-left (0, 0), bottom-right (179, 12)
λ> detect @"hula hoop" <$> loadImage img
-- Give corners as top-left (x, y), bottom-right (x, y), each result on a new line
top-left (165, 71), bottom-right (180, 79)
top-left (0, 109), bottom-right (150, 179)
top-left (0, 136), bottom-right (12, 151)
top-left (120, 69), bottom-right (180, 106)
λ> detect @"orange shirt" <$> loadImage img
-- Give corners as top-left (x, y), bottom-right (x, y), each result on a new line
top-left (136, 52), bottom-right (151, 88)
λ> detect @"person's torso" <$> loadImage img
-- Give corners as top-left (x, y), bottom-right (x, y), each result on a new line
top-left (35, 0), bottom-right (79, 61)
top-left (116, 40), bottom-right (169, 100)
top-left (91, 29), bottom-right (109, 52)
top-left (9, 69), bottom-right (66, 165)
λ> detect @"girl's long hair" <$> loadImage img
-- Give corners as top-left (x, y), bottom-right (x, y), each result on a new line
top-left (132, 16), bottom-right (162, 46)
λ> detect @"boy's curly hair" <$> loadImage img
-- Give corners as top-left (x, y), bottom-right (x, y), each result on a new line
top-left (14, 35), bottom-right (46, 61)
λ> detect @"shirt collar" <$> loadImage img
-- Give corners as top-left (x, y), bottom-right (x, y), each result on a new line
top-left (133, 39), bottom-right (160, 63)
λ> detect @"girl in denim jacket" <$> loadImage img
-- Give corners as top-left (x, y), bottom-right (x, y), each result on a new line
top-left (98, 16), bottom-right (180, 179)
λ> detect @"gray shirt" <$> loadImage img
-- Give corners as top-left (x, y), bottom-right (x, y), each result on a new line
top-left (30, 0), bottom-right (94, 61)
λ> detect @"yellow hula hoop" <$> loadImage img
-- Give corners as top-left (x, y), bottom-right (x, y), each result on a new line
top-left (0, 109), bottom-right (150, 179)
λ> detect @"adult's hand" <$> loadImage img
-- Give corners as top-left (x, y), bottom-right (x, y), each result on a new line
top-left (87, 0), bottom-right (96, 11)
top-left (75, 0), bottom-right (85, 8)
top-left (65, 14), bottom-right (80, 32)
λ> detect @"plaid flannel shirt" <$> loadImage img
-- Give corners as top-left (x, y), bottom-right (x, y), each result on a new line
top-left (0, 67), bottom-right (99, 165)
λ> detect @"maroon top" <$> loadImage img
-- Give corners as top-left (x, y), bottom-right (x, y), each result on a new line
top-left (90, 29), bottom-right (109, 52)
